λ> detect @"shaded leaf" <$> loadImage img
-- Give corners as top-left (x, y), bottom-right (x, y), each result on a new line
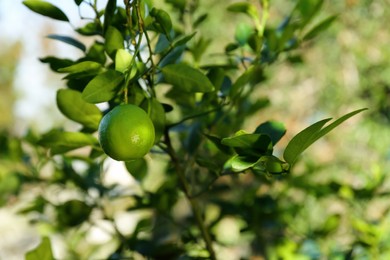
top-left (82, 70), bottom-right (124, 103)
top-left (76, 22), bottom-right (102, 36)
top-left (161, 63), bottom-right (214, 93)
top-left (23, 0), bottom-right (69, 22)
top-left (254, 121), bottom-right (286, 145)
top-left (150, 8), bottom-right (172, 37)
top-left (103, 0), bottom-right (117, 34)
top-left (56, 89), bottom-right (102, 130)
top-left (46, 34), bottom-right (86, 52)
top-left (221, 132), bottom-right (272, 157)
top-left (26, 237), bottom-right (54, 260)
top-left (39, 56), bottom-right (74, 72)
top-left (125, 158), bottom-right (148, 182)
top-left (141, 98), bottom-right (166, 143)
top-left (56, 200), bottom-right (92, 227)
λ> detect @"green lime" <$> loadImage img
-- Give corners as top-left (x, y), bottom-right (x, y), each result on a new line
top-left (98, 104), bottom-right (155, 161)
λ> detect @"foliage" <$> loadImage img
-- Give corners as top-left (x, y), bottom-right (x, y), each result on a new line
top-left (2, 0), bottom-right (373, 258)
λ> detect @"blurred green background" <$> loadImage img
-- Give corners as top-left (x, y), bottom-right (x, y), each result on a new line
top-left (1, 0), bottom-right (389, 259)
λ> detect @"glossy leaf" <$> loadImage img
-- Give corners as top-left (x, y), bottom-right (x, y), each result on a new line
top-left (161, 63), bottom-right (215, 93)
top-left (125, 158), bottom-right (148, 182)
top-left (228, 155), bottom-right (258, 172)
top-left (105, 26), bottom-right (124, 58)
top-left (58, 61), bottom-right (103, 79)
top-left (38, 130), bottom-right (98, 154)
top-left (23, 0), bottom-right (69, 22)
top-left (46, 34), bottom-right (86, 52)
top-left (56, 89), bottom-right (102, 130)
top-left (26, 237), bottom-right (54, 260)
top-left (82, 70), bottom-right (124, 103)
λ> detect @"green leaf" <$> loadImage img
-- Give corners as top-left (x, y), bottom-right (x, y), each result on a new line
top-left (141, 98), bottom-right (166, 144)
top-left (56, 200), bottom-right (92, 227)
top-left (235, 22), bottom-right (255, 46)
top-left (26, 237), bottom-right (54, 260)
top-left (221, 132), bottom-right (272, 157)
top-left (56, 89), bottom-right (102, 130)
top-left (85, 41), bottom-right (106, 64)
top-left (223, 155), bottom-right (256, 172)
top-left (303, 15), bottom-right (338, 41)
top-left (283, 118), bottom-right (331, 165)
top-left (82, 70), bottom-right (124, 103)
top-left (46, 34), bottom-right (86, 52)
top-left (125, 158), bottom-right (148, 182)
top-left (23, 0), bottom-right (69, 22)
top-left (283, 108), bottom-right (367, 164)
top-left (76, 22), bottom-right (102, 36)
top-left (254, 121), bottom-right (286, 145)
top-left (38, 130), bottom-right (99, 154)
top-left (227, 2), bottom-right (258, 19)
top-left (74, 0), bottom-right (83, 6)
top-left (173, 32), bottom-right (197, 48)
top-left (58, 61), bottom-right (103, 79)
top-left (39, 56), bottom-right (74, 72)
top-left (105, 26), bottom-right (124, 58)
top-left (161, 63), bottom-right (215, 93)
top-left (115, 49), bottom-right (133, 73)
top-left (150, 8), bottom-right (172, 37)
top-left (103, 0), bottom-right (117, 34)
top-left (311, 108), bottom-right (368, 146)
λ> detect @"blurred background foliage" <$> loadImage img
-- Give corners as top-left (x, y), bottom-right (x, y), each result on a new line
top-left (1, 0), bottom-right (390, 259)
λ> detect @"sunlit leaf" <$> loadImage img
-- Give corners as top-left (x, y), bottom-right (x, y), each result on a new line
top-left (82, 70), bottom-right (124, 103)
top-left (58, 61), bottom-right (103, 79)
top-left (56, 89), bottom-right (102, 130)
top-left (38, 130), bottom-right (99, 154)
top-left (283, 108), bottom-right (367, 164)
top-left (105, 26), bottom-right (124, 58)
top-left (26, 237), bottom-right (54, 260)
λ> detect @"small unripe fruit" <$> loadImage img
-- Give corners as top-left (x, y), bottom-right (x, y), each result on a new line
top-left (98, 104), bottom-right (155, 161)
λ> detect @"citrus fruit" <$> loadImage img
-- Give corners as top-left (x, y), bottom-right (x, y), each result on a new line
top-left (98, 104), bottom-right (155, 161)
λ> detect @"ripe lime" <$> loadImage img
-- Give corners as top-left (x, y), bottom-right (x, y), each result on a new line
top-left (98, 104), bottom-right (155, 161)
